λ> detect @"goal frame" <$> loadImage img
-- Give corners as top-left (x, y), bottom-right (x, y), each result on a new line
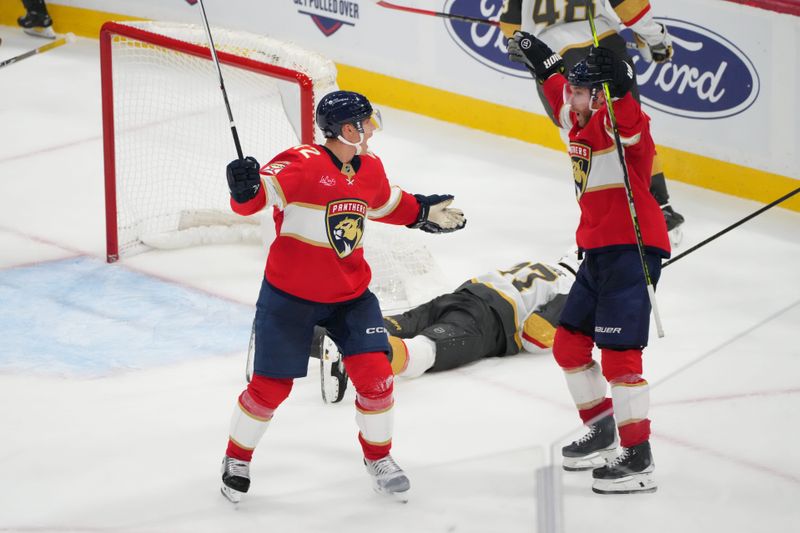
top-left (100, 21), bottom-right (317, 262)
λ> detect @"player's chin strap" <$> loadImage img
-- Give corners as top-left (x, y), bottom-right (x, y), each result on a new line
top-left (336, 132), bottom-right (365, 155)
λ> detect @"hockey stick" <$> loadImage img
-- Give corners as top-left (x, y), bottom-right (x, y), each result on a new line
top-left (373, 1), bottom-right (499, 27)
top-left (663, 187), bottom-right (799, 269)
top-left (186, 0), bottom-right (244, 158)
top-left (245, 318), bottom-right (255, 383)
top-left (0, 33), bottom-right (76, 70)
top-left (587, 8), bottom-right (665, 338)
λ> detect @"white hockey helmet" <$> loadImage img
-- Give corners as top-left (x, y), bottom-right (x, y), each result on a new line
top-left (557, 246), bottom-right (581, 276)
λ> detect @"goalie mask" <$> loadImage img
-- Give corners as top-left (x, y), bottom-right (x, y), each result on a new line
top-left (316, 90), bottom-right (383, 154)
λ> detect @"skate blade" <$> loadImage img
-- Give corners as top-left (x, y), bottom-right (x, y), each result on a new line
top-left (592, 472), bottom-right (657, 494)
top-left (23, 27), bottom-right (57, 40)
top-left (220, 485), bottom-right (243, 503)
top-left (563, 448), bottom-right (618, 471)
top-left (373, 486), bottom-right (410, 503)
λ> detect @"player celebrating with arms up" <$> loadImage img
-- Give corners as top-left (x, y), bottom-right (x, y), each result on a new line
top-left (509, 34), bottom-right (669, 494)
top-left (219, 91), bottom-right (466, 503)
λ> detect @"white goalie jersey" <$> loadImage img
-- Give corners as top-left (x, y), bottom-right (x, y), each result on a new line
top-left (462, 259), bottom-right (576, 354)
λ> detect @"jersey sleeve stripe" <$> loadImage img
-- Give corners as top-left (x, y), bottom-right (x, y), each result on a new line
top-left (266, 175), bottom-right (286, 209)
top-left (612, 0), bottom-right (651, 26)
top-left (367, 185), bottom-right (403, 219)
top-left (522, 313), bottom-right (557, 348)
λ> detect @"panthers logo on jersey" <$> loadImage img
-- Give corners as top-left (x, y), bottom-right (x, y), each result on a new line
top-left (326, 199), bottom-right (367, 258)
top-left (569, 142), bottom-right (591, 200)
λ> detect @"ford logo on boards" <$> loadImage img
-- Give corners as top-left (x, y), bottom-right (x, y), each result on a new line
top-left (627, 18), bottom-right (760, 119)
top-left (443, 0), bottom-right (529, 78)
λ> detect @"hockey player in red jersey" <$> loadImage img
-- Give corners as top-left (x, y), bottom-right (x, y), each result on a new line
top-left (509, 33), bottom-right (669, 494)
top-left (317, 249), bottom-right (581, 403)
top-left (219, 90), bottom-right (466, 503)
top-left (500, 0), bottom-right (685, 243)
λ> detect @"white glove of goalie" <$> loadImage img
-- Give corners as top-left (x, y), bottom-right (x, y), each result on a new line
top-left (408, 194), bottom-right (467, 234)
top-left (633, 22), bottom-right (673, 63)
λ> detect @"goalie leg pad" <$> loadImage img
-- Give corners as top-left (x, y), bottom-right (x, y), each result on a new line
top-left (227, 376), bottom-right (293, 461)
top-left (345, 351), bottom-right (395, 460)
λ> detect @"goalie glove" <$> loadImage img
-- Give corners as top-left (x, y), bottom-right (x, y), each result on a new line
top-left (507, 31), bottom-right (564, 83)
top-left (226, 156), bottom-right (262, 203)
top-left (633, 22), bottom-right (673, 64)
top-left (408, 194), bottom-right (466, 234)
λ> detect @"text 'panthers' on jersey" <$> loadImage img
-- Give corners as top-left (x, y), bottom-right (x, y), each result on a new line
top-left (231, 144), bottom-right (420, 303)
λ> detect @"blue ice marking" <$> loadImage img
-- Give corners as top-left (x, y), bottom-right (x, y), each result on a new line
top-left (0, 256), bottom-right (253, 377)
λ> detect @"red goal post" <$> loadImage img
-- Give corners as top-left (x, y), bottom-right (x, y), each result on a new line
top-left (100, 21), bottom-right (336, 261)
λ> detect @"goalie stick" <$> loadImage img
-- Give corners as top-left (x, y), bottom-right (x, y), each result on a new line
top-left (373, 1), bottom-right (499, 27)
top-left (0, 33), bottom-right (76, 70)
top-left (587, 6), bottom-right (665, 338)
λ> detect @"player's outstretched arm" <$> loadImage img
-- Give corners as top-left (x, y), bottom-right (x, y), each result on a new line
top-left (507, 31), bottom-right (564, 84)
top-left (407, 194), bottom-right (466, 234)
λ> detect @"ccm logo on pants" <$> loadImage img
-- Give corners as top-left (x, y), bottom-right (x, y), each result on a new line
top-left (366, 327), bottom-right (387, 334)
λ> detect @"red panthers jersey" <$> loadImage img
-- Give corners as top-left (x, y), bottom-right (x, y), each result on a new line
top-left (231, 144), bottom-right (420, 303)
top-left (542, 75), bottom-right (670, 257)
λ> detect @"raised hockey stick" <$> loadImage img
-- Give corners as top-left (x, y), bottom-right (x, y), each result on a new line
top-left (663, 187), bottom-right (800, 269)
top-left (0, 32), bottom-right (76, 70)
top-left (186, 0), bottom-right (244, 158)
top-left (373, 1), bottom-right (499, 27)
top-left (587, 8), bottom-right (665, 338)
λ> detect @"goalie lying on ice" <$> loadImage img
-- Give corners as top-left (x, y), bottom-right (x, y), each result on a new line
top-left (316, 249), bottom-right (581, 403)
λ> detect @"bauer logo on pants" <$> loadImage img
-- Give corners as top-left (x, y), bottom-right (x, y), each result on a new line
top-left (326, 199), bottom-right (366, 258)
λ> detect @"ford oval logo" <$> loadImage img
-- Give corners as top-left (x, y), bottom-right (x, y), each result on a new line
top-left (444, 0), bottom-right (529, 78)
top-left (626, 18), bottom-right (760, 119)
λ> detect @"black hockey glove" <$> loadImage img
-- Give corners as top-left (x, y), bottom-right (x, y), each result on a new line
top-left (507, 31), bottom-right (564, 83)
top-left (226, 156), bottom-right (261, 203)
top-left (407, 194), bottom-right (466, 234)
top-left (586, 47), bottom-right (635, 98)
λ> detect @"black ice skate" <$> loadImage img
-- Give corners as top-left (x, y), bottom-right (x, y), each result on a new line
top-left (592, 440), bottom-right (657, 494)
top-left (316, 329), bottom-right (348, 404)
top-left (220, 456), bottom-right (251, 503)
top-left (18, 10), bottom-right (56, 40)
top-left (562, 415), bottom-right (618, 471)
top-left (661, 204), bottom-right (685, 246)
top-left (364, 455), bottom-right (410, 502)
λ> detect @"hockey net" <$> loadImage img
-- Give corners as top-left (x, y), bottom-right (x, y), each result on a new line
top-left (100, 21), bottom-right (446, 311)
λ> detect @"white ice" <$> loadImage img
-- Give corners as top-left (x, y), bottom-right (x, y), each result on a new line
top-left (0, 29), bottom-right (798, 533)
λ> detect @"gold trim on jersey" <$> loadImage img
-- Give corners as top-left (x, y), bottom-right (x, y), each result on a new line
top-left (288, 201), bottom-right (326, 210)
top-left (611, 0), bottom-right (650, 25)
top-left (584, 183), bottom-right (625, 193)
top-left (604, 123), bottom-right (642, 146)
top-left (282, 232), bottom-right (365, 250)
top-left (267, 175), bottom-right (287, 208)
top-left (388, 336), bottom-right (408, 375)
top-left (368, 185), bottom-right (403, 219)
top-left (522, 314), bottom-right (556, 349)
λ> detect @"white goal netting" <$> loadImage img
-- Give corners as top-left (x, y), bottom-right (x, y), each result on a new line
top-left (101, 21), bottom-right (446, 311)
